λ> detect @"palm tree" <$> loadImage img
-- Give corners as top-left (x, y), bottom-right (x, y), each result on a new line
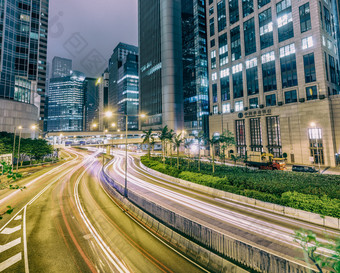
top-left (150, 136), bottom-right (156, 155)
top-left (219, 130), bottom-right (236, 164)
top-left (206, 135), bottom-right (220, 174)
top-left (184, 139), bottom-right (194, 169)
top-left (173, 133), bottom-right (184, 169)
top-left (141, 128), bottom-right (153, 158)
top-left (196, 130), bottom-right (205, 172)
top-left (158, 126), bottom-right (169, 165)
top-left (231, 154), bottom-right (240, 166)
top-left (167, 129), bottom-right (175, 167)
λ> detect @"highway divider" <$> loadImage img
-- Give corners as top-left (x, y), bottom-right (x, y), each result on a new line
top-left (139, 161), bottom-right (340, 230)
top-left (101, 159), bottom-right (317, 273)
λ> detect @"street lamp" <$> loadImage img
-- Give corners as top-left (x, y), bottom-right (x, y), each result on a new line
top-left (310, 122), bottom-right (321, 173)
top-left (12, 126), bottom-right (18, 171)
top-left (16, 126), bottom-right (23, 172)
top-left (104, 111), bottom-right (146, 197)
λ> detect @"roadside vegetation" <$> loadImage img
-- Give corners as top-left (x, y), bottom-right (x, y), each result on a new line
top-left (294, 229), bottom-right (340, 273)
top-left (141, 156), bottom-right (340, 218)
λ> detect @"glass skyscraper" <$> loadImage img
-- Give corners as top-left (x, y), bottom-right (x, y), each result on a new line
top-left (51, 57), bottom-right (72, 78)
top-left (0, 0), bottom-right (49, 129)
top-left (84, 77), bottom-right (98, 131)
top-left (108, 43), bottom-right (139, 131)
top-left (139, 0), bottom-right (209, 134)
top-left (47, 71), bottom-right (85, 132)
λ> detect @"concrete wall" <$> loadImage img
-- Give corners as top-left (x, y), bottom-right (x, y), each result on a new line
top-left (102, 162), bottom-right (318, 273)
top-left (0, 98), bottom-right (39, 138)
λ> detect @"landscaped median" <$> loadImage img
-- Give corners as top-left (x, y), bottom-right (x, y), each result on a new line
top-left (140, 156), bottom-right (340, 219)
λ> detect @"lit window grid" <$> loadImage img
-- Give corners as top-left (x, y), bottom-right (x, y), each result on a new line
top-left (206, 0), bottom-right (339, 116)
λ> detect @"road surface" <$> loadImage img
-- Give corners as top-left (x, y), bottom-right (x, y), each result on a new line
top-left (104, 150), bottom-right (340, 269)
top-left (0, 149), bottom-right (205, 273)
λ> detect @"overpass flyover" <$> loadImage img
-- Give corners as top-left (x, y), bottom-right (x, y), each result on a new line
top-left (46, 130), bottom-right (161, 147)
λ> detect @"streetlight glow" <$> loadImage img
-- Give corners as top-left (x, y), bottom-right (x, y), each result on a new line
top-left (111, 123), bottom-right (116, 127)
top-left (105, 111), bottom-right (113, 118)
top-left (18, 126), bottom-right (22, 130)
top-left (310, 122), bottom-right (316, 127)
top-left (140, 114), bottom-right (146, 118)
top-left (31, 125), bottom-right (37, 130)
top-left (92, 123), bottom-right (98, 128)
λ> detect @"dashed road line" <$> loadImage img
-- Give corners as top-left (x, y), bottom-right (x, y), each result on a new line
top-left (0, 252), bottom-right (22, 272)
top-left (14, 215), bottom-right (22, 221)
top-left (1, 225), bottom-right (21, 235)
top-left (0, 238), bottom-right (21, 254)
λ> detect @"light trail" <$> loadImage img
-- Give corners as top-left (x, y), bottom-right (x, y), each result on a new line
top-left (105, 152), bottom-right (339, 260)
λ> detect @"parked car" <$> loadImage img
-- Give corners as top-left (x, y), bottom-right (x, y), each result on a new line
top-left (292, 165), bottom-right (318, 173)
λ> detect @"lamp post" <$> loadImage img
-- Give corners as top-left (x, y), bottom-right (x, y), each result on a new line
top-left (105, 111), bottom-right (146, 197)
top-left (16, 126), bottom-right (23, 172)
top-left (12, 127), bottom-right (17, 171)
top-left (310, 122), bottom-right (321, 173)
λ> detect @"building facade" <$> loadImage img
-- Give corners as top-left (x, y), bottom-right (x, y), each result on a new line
top-left (139, 0), bottom-right (210, 135)
top-left (84, 77), bottom-right (99, 131)
top-left (0, 0), bottom-right (49, 133)
top-left (108, 43), bottom-right (139, 131)
top-left (182, 0), bottom-right (210, 136)
top-left (51, 57), bottom-right (72, 78)
top-left (139, 0), bottom-right (184, 131)
top-left (207, 0), bottom-right (340, 167)
top-left (47, 71), bottom-right (85, 132)
top-left (97, 70), bottom-right (109, 131)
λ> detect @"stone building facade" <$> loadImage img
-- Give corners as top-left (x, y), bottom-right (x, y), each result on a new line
top-left (207, 0), bottom-right (340, 167)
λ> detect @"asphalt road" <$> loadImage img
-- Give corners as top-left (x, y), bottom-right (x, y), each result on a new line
top-left (0, 149), bottom-right (205, 273)
top-left (104, 150), bottom-right (340, 269)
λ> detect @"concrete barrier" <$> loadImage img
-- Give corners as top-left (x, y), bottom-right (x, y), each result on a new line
top-left (101, 165), bottom-right (318, 273)
top-left (100, 170), bottom-right (248, 273)
top-left (140, 162), bottom-right (340, 230)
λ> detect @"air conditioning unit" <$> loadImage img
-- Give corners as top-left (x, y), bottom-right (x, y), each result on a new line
top-left (278, 101), bottom-right (283, 106)
top-left (244, 107), bottom-right (248, 111)
top-left (299, 98), bottom-right (305, 103)
top-left (260, 104), bottom-right (264, 108)
top-left (319, 94), bottom-right (326, 99)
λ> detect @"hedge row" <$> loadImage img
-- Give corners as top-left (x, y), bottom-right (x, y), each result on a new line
top-left (141, 156), bottom-right (340, 218)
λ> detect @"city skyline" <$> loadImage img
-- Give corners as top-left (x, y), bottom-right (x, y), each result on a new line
top-left (47, 0), bottom-right (138, 77)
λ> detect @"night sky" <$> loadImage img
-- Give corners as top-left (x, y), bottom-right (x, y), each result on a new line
top-left (47, 0), bottom-right (138, 78)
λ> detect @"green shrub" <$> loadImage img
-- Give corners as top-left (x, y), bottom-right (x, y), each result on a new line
top-left (141, 156), bottom-right (340, 217)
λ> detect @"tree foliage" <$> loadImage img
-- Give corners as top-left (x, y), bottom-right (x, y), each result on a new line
top-left (294, 229), bottom-right (340, 273)
top-left (0, 132), bottom-right (53, 162)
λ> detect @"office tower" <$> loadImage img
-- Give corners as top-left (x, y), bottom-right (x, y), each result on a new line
top-left (84, 77), bottom-right (99, 131)
top-left (51, 57), bottom-right (72, 78)
top-left (182, 0), bottom-right (210, 136)
top-left (108, 43), bottom-right (139, 131)
top-left (207, 0), bottom-right (340, 167)
top-left (138, 0), bottom-right (209, 134)
top-left (0, 0), bottom-right (49, 135)
top-left (139, 0), bottom-right (184, 131)
top-left (97, 70), bottom-right (109, 131)
top-left (47, 71), bottom-right (85, 132)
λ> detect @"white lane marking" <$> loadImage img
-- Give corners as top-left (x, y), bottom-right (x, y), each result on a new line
top-left (98, 166), bottom-right (210, 273)
top-left (23, 206), bottom-right (29, 273)
top-left (0, 252), bottom-right (22, 272)
top-left (14, 215), bottom-right (22, 221)
top-left (74, 157), bottom-right (131, 273)
top-left (0, 238), bottom-right (21, 254)
top-left (108, 154), bottom-right (335, 260)
top-left (1, 225), bottom-right (21, 235)
top-left (0, 153), bottom-right (79, 207)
